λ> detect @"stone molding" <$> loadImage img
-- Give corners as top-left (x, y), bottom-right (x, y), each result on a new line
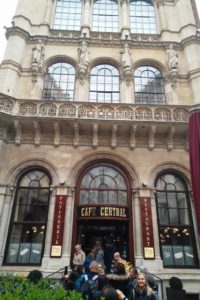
top-left (0, 94), bottom-right (189, 123)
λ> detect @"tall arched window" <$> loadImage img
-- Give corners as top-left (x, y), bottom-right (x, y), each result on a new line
top-left (155, 172), bottom-right (198, 267)
top-left (134, 66), bottom-right (165, 104)
top-left (4, 170), bottom-right (51, 265)
top-left (79, 165), bottom-right (128, 205)
top-left (92, 0), bottom-right (119, 32)
top-left (42, 62), bottom-right (75, 101)
top-left (90, 64), bottom-right (120, 103)
top-left (53, 0), bottom-right (83, 30)
top-left (129, 0), bottom-right (157, 34)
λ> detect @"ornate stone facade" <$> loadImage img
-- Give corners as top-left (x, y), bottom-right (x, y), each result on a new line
top-left (0, 0), bottom-right (200, 298)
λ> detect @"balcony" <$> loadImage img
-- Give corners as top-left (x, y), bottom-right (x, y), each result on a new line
top-left (0, 93), bottom-right (189, 149)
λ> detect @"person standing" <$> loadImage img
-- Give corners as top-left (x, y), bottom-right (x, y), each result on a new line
top-left (94, 241), bottom-right (105, 266)
top-left (128, 273), bottom-right (156, 300)
top-left (73, 244), bottom-right (86, 270)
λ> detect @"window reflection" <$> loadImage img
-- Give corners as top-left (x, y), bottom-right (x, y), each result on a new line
top-left (92, 0), bottom-right (119, 32)
top-left (79, 165), bottom-right (127, 205)
top-left (130, 0), bottom-right (157, 34)
top-left (155, 173), bottom-right (197, 266)
top-left (4, 170), bottom-right (50, 265)
top-left (134, 66), bottom-right (165, 104)
top-left (90, 64), bottom-right (120, 103)
top-left (53, 0), bottom-right (82, 30)
top-left (43, 62), bottom-right (75, 101)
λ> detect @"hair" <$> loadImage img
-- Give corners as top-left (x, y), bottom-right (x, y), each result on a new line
top-left (115, 262), bottom-right (126, 274)
top-left (94, 240), bottom-right (102, 249)
top-left (102, 285), bottom-right (118, 300)
top-left (137, 272), bottom-right (153, 297)
top-left (89, 260), bottom-right (99, 269)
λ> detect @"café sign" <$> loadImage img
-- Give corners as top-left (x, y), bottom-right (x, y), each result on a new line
top-left (78, 206), bottom-right (128, 219)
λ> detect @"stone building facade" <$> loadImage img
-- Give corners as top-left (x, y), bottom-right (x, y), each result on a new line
top-left (0, 0), bottom-right (200, 298)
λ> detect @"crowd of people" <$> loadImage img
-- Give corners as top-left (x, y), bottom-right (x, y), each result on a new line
top-left (61, 241), bottom-right (158, 300)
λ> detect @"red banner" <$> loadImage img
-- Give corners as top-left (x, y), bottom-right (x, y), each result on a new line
top-left (140, 197), bottom-right (155, 259)
top-left (189, 109), bottom-right (200, 234)
top-left (51, 195), bottom-right (67, 257)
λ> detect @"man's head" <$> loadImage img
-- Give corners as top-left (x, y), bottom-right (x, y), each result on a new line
top-left (74, 244), bottom-right (81, 253)
top-left (89, 260), bottom-right (99, 272)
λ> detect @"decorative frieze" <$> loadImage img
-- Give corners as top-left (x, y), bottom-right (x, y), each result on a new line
top-left (0, 94), bottom-right (190, 123)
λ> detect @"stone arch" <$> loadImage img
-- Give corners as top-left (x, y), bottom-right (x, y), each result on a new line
top-left (67, 151), bottom-right (140, 189)
top-left (89, 57), bottom-right (121, 73)
top-left (133, 59), bottom-right (167, 77)
top-left (44, 55), bottom-right (77, 72)
top-left (5, 158), bottom-right (59, 186)
top-left (149, 161), bottom-right (192, 190)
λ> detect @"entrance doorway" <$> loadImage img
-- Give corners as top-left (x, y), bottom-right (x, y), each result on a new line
top-left (77, 220), bottom-right (130, 271)
top-left (77, 220), bottom-right (129, 259)
top-left (72, 162), bottom-right (134, 267)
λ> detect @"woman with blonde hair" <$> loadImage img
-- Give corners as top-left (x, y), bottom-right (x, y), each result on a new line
top-left (129, 272), bottom-right (156, 300)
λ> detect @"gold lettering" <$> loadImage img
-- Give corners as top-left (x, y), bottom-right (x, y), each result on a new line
top-left (100, 207), bottom-right (104, 216)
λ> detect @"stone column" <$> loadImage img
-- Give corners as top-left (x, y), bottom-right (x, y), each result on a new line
top-left (133, 191), bottom-right (143, 265)
top-left (42, 0), bottom-right (55, 25)
top-left (120, 0), bottom-right (130, 39)
top-left (81, 0), bottom-right (91, 38)
top-left (42, 188), bottom-right (56, 268)
top-left (156, 0), bottom-right (167, 31)
top-left (0, 187), bottom-right (14, 265)
top-left (183, 44), bottom-right (200, 104)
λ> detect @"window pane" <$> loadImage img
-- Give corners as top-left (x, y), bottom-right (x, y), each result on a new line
top-left (92, 0), bottom-right (119, 32)
top-left (134, 66), bottom-right (165, 105)
top-left (53, 0), bottom-right (82, 30)
top-left (4, 170), bottom-right (50, 265)
top-left (130, 0), bottom-right (157, 34)
top-left (43, 62), bottom-right (75, 101)
top-left (90, 64), bottom-right (119, 103)
top-left (156, 173), bottom-right (197, 267)
top-left (79, 165), bottom-right (128, 205)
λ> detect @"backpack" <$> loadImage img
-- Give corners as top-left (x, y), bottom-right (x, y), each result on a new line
top-left (80, 275), bottom-right (98, 300)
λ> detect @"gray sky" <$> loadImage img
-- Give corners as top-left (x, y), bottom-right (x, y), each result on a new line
top-left (0, 0), bottom-right (200, 62)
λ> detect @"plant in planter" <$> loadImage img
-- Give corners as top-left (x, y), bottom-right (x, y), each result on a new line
top-left (166, 276), bottom-right (186, 300)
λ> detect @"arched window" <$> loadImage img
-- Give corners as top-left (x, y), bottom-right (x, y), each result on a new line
top-left (90, 64), bottom-right (120, 103)
top-left (129, 0), bottom-right (157, 34)
top-left (43, 62), bottom-right (75, 101)
top-left (92, 0), bottom-right (119, 32)
top-left (134, 66), bottom-right (165, 104)
top-left (53, 0), bottom-right (82, 30)
top-left (79, 165), bottom-right (128, 205)
top-left (4, 170), bottom-right (51, 265)
top-left (155, 172), bottom-right (198, 267)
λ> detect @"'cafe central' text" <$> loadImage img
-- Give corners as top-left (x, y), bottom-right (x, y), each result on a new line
top-left (79, 206), bottom-right (128, 218)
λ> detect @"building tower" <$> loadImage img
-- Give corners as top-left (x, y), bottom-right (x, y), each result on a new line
top-left (0, 0), bottom-right (200, 298)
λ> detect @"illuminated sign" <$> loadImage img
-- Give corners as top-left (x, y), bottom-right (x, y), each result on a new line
top-left (140, 197), bottom-right (155, 259)
top-left (78, 206), bottom-right (128, 219)
top-left (51, 195), bottom-right (67, 257)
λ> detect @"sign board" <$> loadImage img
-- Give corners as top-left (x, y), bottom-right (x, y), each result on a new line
top-left (51, 195), bottom-right (67, 257)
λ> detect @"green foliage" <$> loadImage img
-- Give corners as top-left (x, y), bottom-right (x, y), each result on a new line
top-left (0, 273), bottom-right (84, 300)
top-left (169, 276), bottom-right (183, 289)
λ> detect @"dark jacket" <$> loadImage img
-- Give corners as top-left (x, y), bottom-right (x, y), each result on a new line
top-left (106, 272), bottom-right (130, 296)
top-left (129, 287), bottom-right (156, 300)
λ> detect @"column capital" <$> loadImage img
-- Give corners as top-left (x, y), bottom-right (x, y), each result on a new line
top-left (120, 0), bottom-right (128, 5)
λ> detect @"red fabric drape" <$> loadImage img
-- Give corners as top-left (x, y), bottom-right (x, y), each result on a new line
top-left (189, 109), bottom-right (200, 234)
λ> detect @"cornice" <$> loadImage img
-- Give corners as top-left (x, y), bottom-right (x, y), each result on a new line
top-left (5, 25), bottom-right (200, 50)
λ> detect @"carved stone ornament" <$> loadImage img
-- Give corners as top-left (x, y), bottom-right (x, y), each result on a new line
top-left (120, 43), bottom-right (132, 86)
top-left (77, 40), bottom-right (90, 84)
top-left (31, 39), bottom-right (45, 83)
top-left (166, 45), bottom-right (178, 88)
